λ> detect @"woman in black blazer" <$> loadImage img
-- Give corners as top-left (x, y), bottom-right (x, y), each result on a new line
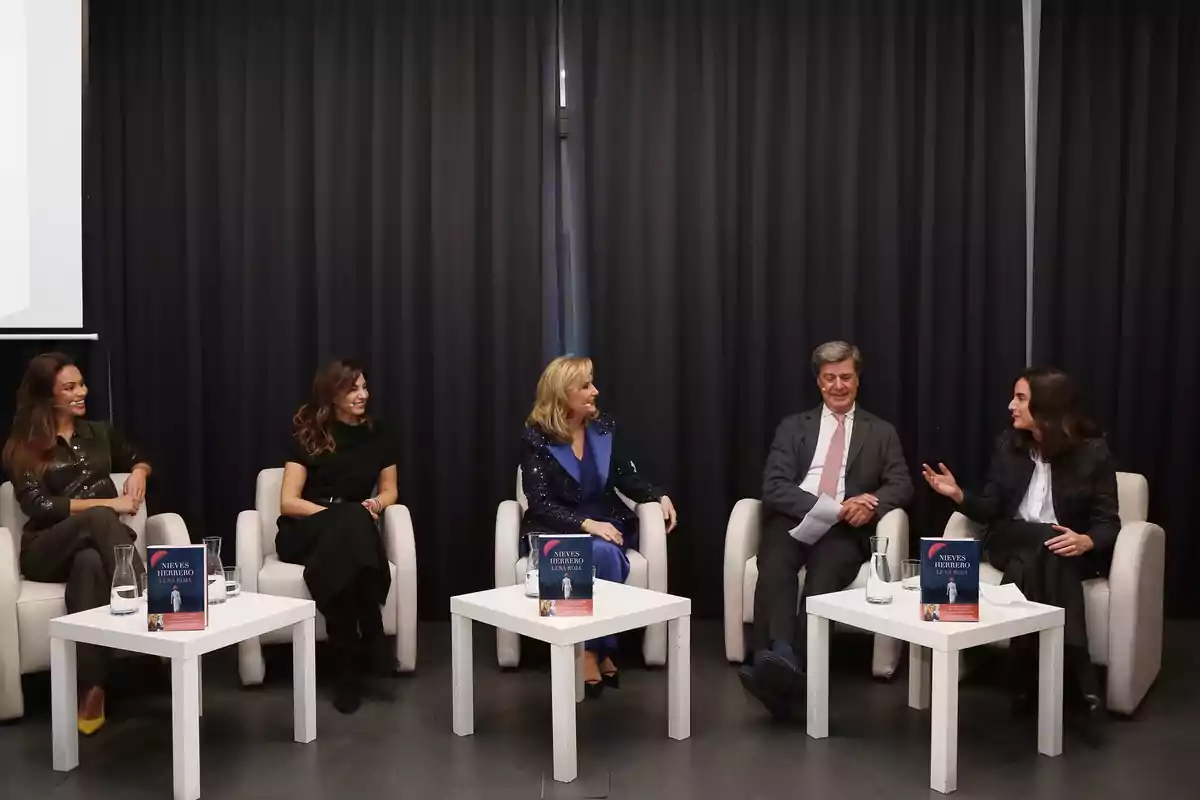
top-left (923, 368), bottom-right (1119, 733)
top-left (520, 356), bottom-right (678, 696)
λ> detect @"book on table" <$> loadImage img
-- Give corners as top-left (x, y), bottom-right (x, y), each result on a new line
top-left (537, 534), bottom-right (594, 617)
top-left (919, 537), bottom-right (980, 622)
top-left (146, 544), bottom-right (208, 631)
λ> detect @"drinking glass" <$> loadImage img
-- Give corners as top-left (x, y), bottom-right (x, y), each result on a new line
top-left (902, 559), bottom-right (921, 591)
top-left (224, 566), bottom-right (241, 598)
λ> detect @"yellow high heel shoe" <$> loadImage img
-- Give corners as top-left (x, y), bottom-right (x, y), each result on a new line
top-left (77, 712), bottom-right (106, 736)
top-left (77, 688), bottom-right (106, 736)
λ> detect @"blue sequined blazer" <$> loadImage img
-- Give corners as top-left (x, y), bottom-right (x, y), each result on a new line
top-left (519, 413), bottom-right (664, 551)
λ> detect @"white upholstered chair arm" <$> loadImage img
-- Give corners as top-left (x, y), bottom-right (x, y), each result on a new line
top-left (0, 527), bottom-right (22, 720)
top-left (382, 504), bottom-right (418, 672)
top-left (943, 511), bottom-right (982, 540)
top-left (636, 502), bottom-right (668, 593)
top-left (235, 510), bottom-right (264, 595)
top-left (494, 500), bottom-right (522, 588)
top-left (1105, 520), bottom-right (1166, 714)
top-left (494, 499), bottom-right (524, 668)
top-left (145, 513), bottom-right (191, 547)
top-left (723, 498), bottom-right (762, 662)
top-left (636, 502), bottom-right (670, 667)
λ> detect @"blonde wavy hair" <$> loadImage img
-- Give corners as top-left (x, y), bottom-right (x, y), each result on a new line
top-left (527, 355), bottom-right (598, 442)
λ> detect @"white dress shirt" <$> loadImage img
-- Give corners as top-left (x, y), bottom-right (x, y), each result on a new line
top-left (1017, 453), bottom-right (1058, 524)
top-left (798, 404), bottom-right (855, 502)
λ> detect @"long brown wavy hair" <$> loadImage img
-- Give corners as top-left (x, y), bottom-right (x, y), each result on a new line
top-left (3, 352), bottom-right (77, 478)
top-left (1011, 367), bottom-right (1100, 460)
top-left (292, 359), bottom-right (371, 457)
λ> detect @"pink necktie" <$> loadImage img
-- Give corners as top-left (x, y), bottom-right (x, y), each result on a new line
top-left (817, 414), bottom-right (846, 499)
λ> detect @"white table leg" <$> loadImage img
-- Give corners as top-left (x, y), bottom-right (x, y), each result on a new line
top-left (451, 614), bottom-right (474, 736)
top-left (574, 643), bottom-right (584, 703)
top-left (197, 656), bottom-right (203, 717)
top-left (293, 616), bottom-right (316, 743)
top-left (909, 643), bottom-right (931, 710)
top-left (551, 643), bottom-right (578, 783)
top-left (930, 649), bottom-right (959, 794)
top-left (1038, 625), bottom-right (1064, 757)
top-left (668, 615), bottom-right (690, 740)
top-left (172, 656), bottom-right (201, 800)
top-left (806, 614), bottom-right (829, 739)
top-left (50, 637), bottom-right (78, 772)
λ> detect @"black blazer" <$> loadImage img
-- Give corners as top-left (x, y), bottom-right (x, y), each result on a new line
top-left (762, 405), bottom-right (913, 527)
top-left (519, 413), bottom-right (664, 550)
top-left (961, 430), bottom-right (1121, 554)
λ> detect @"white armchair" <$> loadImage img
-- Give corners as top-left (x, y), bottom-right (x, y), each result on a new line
top-left (0, 474), bottom-right (191, 721)
top-left (943, 471), bottom-right (1164, 715)
top-left (495, 467), bottom-right (668, 667)
top-left (723, 500), bottom-right (908, 678)
top-left (235, 468), bottom-right (417, 685)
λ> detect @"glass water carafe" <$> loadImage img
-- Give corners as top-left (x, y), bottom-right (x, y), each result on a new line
top-left (110, 544), bottom-right (139, 615)
top-left (205, 536), bottom-right (227, 604)
top-left (524, 533), bottom-right (540, 597)
top-left (865, 535), bottom-right (893, 604)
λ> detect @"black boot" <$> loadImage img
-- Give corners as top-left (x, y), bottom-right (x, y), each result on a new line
top-left (356, 582), bottom-right (396, 699)
top-left (1008, 639), bottom-right (1037, 718)
top-left (1067, 646), bottom-right (1104, 747)
top-left (331, 637), bottom-right (362, 714)
top-left (324, 592), bottom-right (363, 714)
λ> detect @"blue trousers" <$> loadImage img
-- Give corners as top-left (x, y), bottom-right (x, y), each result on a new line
top-left (589, 539), bottom-right (630, 654)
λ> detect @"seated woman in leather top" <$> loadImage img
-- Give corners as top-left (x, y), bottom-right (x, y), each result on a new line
top-left (3, 353), bottom-right (151, 736)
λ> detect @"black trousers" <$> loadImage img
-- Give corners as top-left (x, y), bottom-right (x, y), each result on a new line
top-left (752, 513), bottom-right (870, 656)
top-left (276, 504), bottom-right (390, 667)
top-left (20, 507), bottom-right (144, 688)
top-left (985, 520), bottom-right (1109, 695)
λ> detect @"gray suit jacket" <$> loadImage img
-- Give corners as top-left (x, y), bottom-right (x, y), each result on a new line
top-left (762, 406), bottom-right (913, 526)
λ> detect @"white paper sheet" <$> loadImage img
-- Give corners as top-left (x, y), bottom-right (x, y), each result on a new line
top-left (980, 583), bottom-right (1027, 605)
top-left (789, 493), bottom-right (843, 545)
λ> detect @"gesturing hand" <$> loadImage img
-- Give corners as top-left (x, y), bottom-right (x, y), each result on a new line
top-left (921, 463), bottom-right (964, 504)
top-left (1045, 525), bottom-right (1094, 557)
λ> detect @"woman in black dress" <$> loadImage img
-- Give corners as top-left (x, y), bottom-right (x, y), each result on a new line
top-left (3, 353), bottom-right (151, 735)
top-left (923, 368), bottom-right (1118, 740)
top-left (277, 360), bottom-right (397, 714)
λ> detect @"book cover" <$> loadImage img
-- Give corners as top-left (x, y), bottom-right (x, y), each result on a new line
top-left (537, 534), bottom-right (594, 617)
top-left (146, 545), bottom-right (208, 631)
top-left (919, 537), bottom-right (980, 622)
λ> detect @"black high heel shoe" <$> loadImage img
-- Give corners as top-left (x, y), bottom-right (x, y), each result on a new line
top-left (584, 679), bottom-right (605, 699)
top-left (601, 670), bottom-right (620, 689)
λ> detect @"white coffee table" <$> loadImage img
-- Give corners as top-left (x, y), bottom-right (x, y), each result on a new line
top-left (450, 579), bottom-right (691, 783)
top-left (806, 587), bottom-right (1065, 794)
top-left (49, 592), bottom-right (316, 800)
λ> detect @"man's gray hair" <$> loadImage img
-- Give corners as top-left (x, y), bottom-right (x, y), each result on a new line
top-left (811, 340), bottom-right (862, 376)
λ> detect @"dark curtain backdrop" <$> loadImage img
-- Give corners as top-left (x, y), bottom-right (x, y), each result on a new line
top-left (564, 0), bottom-right (1027, 616)
top-left (85, 0), bottom-right (557, 615)
top-left (1034, 0), bottom-right (1200, 616)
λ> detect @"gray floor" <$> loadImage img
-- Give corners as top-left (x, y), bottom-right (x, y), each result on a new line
top-left (1, 620), bottom-right (1196, 800)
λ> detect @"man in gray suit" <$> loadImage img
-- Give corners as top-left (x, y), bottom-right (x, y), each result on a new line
top-left (740, 341), bottom-right (912, 718)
